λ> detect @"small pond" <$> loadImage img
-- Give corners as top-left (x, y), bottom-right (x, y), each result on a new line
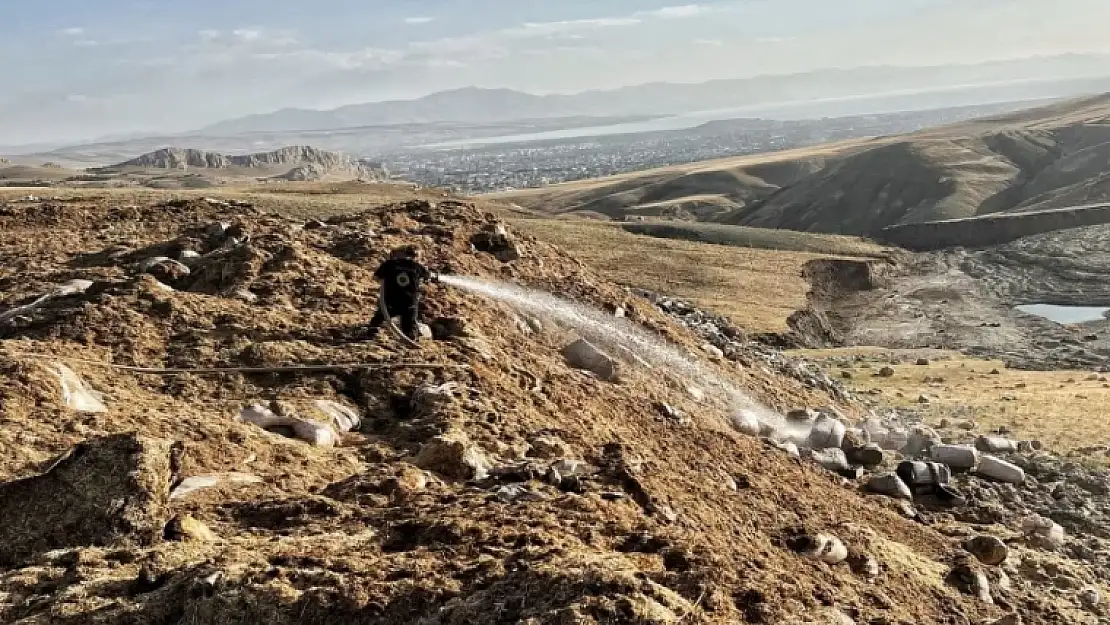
top-left (1014, 304), bottom-right (1110, 324)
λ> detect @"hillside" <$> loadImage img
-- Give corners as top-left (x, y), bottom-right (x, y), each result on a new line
top-left (2, 186), bottom-right (1103, 623)
top-left (97, 146), bottom-right (381, 182)
top-left (200, 55), bottom-right (1110, 134)
top-left (499, 93), bottom-right (1110, 242)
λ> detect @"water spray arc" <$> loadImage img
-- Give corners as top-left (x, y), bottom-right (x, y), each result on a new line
top-left (438, 274), bottom-right (785, 428)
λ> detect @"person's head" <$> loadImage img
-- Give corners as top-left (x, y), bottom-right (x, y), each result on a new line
top-left (390, 245), bottom-right (420, 260)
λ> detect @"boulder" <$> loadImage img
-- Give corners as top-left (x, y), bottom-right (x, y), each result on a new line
top-left (964, 535), bottom-right (1008, 566)
top-left (0, 434), bottom-right (175, 565)
top-left (527, 435), bottom-right (572, 460)
top-left (561, 339), bottom-right (621, 382)
top-left (877, 366), bottom-right (896, 378)
top-left (863, 473), bottom-right (913, 500)
top-left (975, 455), bottom-right (1025, 484)
top-left (732, 410), bottom-right (762, 437)
top-left (931, 444), bottom-right (979, 471)
top-left (1021, 515), bottom-right (1065, 550)
top-left (137, 256), bottom-right (191, 283)
top-left (807, 414), bottom-right (846, 450)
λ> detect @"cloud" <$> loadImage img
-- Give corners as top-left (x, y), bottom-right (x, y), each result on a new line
top-left (60, 27), bottom-right (85, 36)
top-left (198, 29), bottom-right (221, 41)
top-left (647, 5), bottom-right (706, 18)
top-left (404, 17), bottom-right (435, 25)
top-left (232, 28), bottom-right (263, 42)
top-left (503, 17), bottom-right (642, 38)
top-left (694, 38), bottom-right (724, 46)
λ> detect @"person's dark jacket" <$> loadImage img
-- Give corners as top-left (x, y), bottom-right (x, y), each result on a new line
top-left (374, 258), bottom-right (432, 303)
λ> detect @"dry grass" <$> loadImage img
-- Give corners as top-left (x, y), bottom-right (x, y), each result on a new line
top-left (511, 217), bottom-right (841, 333)
top-left (796, 347), bottom-right (1110, 456)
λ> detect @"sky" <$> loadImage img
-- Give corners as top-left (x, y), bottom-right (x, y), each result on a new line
top-left (3, 0), bottom-right (1110, 145)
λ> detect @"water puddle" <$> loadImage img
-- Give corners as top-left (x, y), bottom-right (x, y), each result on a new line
top-left (1015, 304), bottom-right (1110, 324)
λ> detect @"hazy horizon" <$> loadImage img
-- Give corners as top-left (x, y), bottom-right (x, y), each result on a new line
top-left (5, 0), bottom-right (1110, 145)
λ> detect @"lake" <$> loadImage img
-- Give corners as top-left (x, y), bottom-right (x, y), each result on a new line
top-left (1014, 304), bottom-right (1110, 324)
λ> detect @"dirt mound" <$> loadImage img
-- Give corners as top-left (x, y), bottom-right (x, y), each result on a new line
top-left (0, 194), bottom-right (1037, 623)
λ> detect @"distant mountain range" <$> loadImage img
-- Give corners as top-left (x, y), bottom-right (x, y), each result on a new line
top-left (200, 55), bottom-right (1110, 134)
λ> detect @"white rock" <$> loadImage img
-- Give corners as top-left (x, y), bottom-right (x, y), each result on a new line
top-left (54, 363), bottom-right (107, 413)
top-left (801, 534), bottom-right (848, 564)
top-left (975, 455), bottom-right (1026, 485)
top-left (732, 410), bottom-right (762, 437)
top-left (170, 472), bottom-right (262, 500)
top-left (931, 444), bottom-right (980, 470)
top-left (561, 339), bottom-right (620, 382)
top-left (863, 473), bottom-right (913, 500)
top-left (1022, 515), bottom-right (1065, 550)
top-left (807, 414), bottom-right (846, 450)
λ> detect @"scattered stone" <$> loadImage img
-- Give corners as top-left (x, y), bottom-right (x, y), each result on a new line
top-left (702, 343), bottom-right (724, 360)
top-left (846, 443), bottom-right (885, 468)
top-left (1022, 515), bottom-right (1065, 550)
top-left (561, 338), bottom-right (621, 382)
top-left (495, 484), bottom-right (546, 504)
top-left (841, 370), bottom-right (853, 379)
top-left (863, 473), bottom-right (913, 500)
top-left (169, 473), bottom-right (263, 500)
top-left (975, 455), bottom-right (1026, 485)
top-left (732, 410), bottom-right (762, 437)
top-left (470, 223), bottom-right (521, 262)
top-left (656, 403), bottom-right (691, 426)
top-left (527, 435), bottom-right (572, 460)
top-left (414, 433), bottom-right (494, 481)
top-left (770, 439), bottom-right (801, 459)
top-left (0, 434), bottom-right (175, 565)
top-left (958, 420), bottom-right (977, 431)
top-left (948, 556), bottom-right (993, 604)
top-left (787, 408), bottom-right (819, 423)
top-left (178, 249), bottom-right (202, 265)
top-left (793, 533), bottom-right (848, 565)
top-left (1079, 587), bottom-right (1101, 610)
top-left (810, 448), bottom-right (851, 474)
top-left (551, 459), bottom-right (594, 477)
top-left (931, 444), bottom-right (980, 471)
top-left (807, 414), bottom-right (847, 450)
top-left (917, 394), bottom-right (934, 404)
top-left (137, 256), bottom-right (191, 283)
top-left (165, 515), bottom-right (218, 542)
top-left (303, 218), bottom-right (327, 230)
top-left (976, 436), bottom-right (1019, 454)
top-left (964, 535), bottom-right (1008, 565)
top-left (990, 369), bottom-right (1002, 375)
top-left (54, 363), bottom-right (108, 413)
top-left (916, 358), bottom-right (930, 366)
top-left (904, 425), bottom-right (940, 458)
top-left (877, 366), bottom-right (896, 378)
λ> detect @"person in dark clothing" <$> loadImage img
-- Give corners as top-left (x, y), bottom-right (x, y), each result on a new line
top-left (365, 246), bottom-right (438, 341)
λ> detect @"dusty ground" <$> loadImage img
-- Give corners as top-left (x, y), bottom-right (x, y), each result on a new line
top-left (805, 224), bottom-right (1110, 371)
top-left (0, 186), bottom-right (1049, 624)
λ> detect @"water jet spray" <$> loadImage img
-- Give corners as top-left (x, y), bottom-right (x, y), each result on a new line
top-left (438, 274), bottom-right (786, 430)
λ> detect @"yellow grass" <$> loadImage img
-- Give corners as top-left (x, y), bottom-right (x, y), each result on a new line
top-left (796, 348), bottom-right (1110, 456)
top-left (511, 217), bottom-right (840, 333)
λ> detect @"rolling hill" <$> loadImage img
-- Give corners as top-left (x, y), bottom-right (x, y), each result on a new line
top-left (90, 146), bottom-right (384, 186)
top-left (498, 93), bottom-right (1110, 243)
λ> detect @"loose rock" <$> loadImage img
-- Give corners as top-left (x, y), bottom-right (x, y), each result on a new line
top-left (165, 515), bottom-right (218, 542)
top-left (561, 338), bottom-right (621, 382)
top-left (964, 535), bottom-right (1008, 566)
top-left (864, 473), bottom-right (913, 500)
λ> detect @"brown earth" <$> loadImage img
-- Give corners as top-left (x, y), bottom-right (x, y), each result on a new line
top-left (0, 188), bottom-right (1070, 624)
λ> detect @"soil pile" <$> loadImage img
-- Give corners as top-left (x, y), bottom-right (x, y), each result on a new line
top-left (0, 194), bottom-right (1062, 623)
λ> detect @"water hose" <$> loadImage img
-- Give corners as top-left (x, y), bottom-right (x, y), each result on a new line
top-left (379, 283), bottom-right (421, 348)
